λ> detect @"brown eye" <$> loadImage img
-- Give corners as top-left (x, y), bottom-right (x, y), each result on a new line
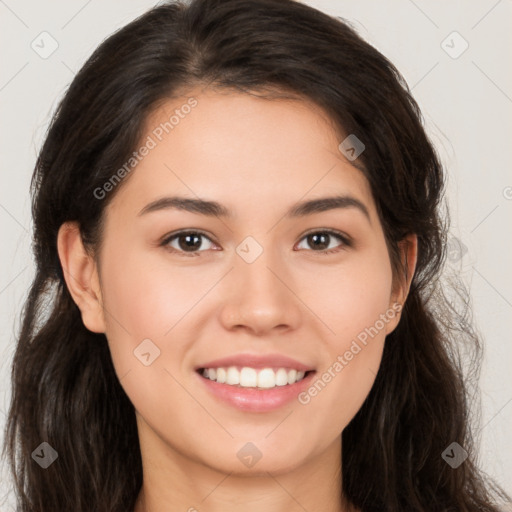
top-left (296, 230), bottom-right (351, 254)
top-left (176, 233), bottom-right (203, 251)
top-left (162, 231), bottom-right (216, 256)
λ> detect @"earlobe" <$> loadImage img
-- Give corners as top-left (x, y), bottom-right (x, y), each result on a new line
top-left (57, 222), bottom-right (106, 333)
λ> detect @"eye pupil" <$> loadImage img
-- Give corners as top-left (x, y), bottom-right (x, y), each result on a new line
top-left (179, 234), bottom-right (202, 251)
top-left (308, 233), bottom-right (329, 250)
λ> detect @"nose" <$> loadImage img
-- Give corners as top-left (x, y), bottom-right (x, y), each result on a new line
top-left (219, 247), bottom-right (303, 337)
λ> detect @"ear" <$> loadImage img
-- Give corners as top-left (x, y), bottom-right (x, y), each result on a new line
top-left (385, 233), bottom-right (418, 335)
top-left (57, 222), bottom-right (106, 333)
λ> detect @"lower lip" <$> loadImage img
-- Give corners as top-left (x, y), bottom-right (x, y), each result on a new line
top-left (196, 371), bottom-right (316, 412)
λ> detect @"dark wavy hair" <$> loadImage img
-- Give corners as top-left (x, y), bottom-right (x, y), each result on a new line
top-left (2, 0), bottom-right (510, 510)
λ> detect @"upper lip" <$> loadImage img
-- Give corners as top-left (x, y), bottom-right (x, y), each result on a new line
top-left (196, 353), bottom-right (315, 372)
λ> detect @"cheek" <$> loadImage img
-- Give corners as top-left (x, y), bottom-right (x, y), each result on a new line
top-left (97, 246), bottom-right (190, 386)
top-left (97, 247), bottom-right (202, 425)
top-left (100, 246), bottom-right (214, 341)
top-left (296, 246), bottom-right (393, 424)
top-left (98, 243), bottom-right (232, 408)
top-left (302, 244), bottom-right (394, 345)
top-left (339, 261), bottom-right (393, 342)
top-left (333, 248), bottom-right (394, 371)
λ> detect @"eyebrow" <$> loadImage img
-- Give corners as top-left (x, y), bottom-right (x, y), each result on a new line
top-left (138, 194), bottom-right (370, 222)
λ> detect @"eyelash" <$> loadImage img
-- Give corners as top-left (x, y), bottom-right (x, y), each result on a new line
top-left (160, 229), bottom-right (352, 258)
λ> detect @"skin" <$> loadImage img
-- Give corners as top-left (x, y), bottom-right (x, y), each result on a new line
top-left (58, 86), bottom-right (417, 512)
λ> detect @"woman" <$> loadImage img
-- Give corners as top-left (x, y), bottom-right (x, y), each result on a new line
top-left (3, 0), bottom-right (510, 510)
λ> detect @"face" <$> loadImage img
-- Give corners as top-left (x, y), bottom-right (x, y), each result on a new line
top-left (70, 87), bottom-right (411, 476)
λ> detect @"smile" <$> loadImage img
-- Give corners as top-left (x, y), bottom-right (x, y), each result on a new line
top-left (199, 366), bottom-right (309, 389)
top-left (196, 368), bottom-right (316, 412)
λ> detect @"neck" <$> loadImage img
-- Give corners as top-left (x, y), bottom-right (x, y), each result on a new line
top-left (134, 432), bottom-right (351, 512)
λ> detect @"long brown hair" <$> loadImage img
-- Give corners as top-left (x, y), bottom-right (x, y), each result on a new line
top-left (3, 0), bottom-right (510, 510)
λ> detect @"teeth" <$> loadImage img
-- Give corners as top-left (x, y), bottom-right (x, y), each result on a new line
top-left (201, 366), bottom-right (308, 389)
top-left (275, 368), bottom-right (288, 386)
top-left (287, 369), bottom-right (297, 385)
top-left (216, 367), bottom-right (226, 384)
top-left (240, 367), bottom-right (258, 387)
top-left (226, 367), bottom-right (240, 385)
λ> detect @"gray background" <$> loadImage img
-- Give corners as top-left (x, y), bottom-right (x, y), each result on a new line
top-left (1, 0), bottom-right (511, 508)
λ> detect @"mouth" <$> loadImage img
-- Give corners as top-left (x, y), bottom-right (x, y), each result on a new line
top-left (194, 355), bottom-right (316, 412)
top-left (196, 366), bottom-right (313, 389)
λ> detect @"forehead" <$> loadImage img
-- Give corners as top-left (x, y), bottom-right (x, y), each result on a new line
top-left (107, 87), bottom-right (375, 219)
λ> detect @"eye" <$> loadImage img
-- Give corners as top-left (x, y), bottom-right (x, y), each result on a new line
top-left (295, 230), bottom-right (351, 255)
top-left (160, 229), bottom-right (351, 257)
top-left (161, 230), bottom-right (218, 257)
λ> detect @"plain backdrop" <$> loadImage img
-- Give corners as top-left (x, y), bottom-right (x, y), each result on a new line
top-left (0, 0), bottom-right (511, 508)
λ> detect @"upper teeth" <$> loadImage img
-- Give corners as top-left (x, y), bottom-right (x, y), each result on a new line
top-left (201, 367), bottom-right (307, 389)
